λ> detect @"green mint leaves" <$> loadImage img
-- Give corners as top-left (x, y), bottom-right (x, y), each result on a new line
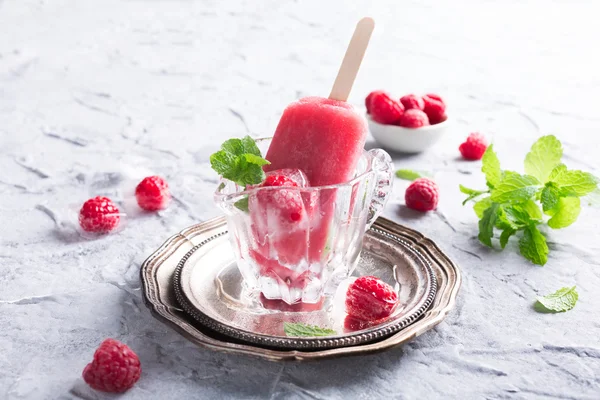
top-left (490, 173), bottom-right (541, 204)
top-left (395, 169), bottom-right (433, 181)
top-left (524, 135), bottom-right (563, 183)
top-left (535, 286), bottom-right (578, 313)
top-left (234, 196), bottom-right (249, 212)
top-left (541, 182), bottom-right (561, 214)
top-left (481, 144), bottom-right (502, 188)
top-left (283, 322), bottom-right (336, 337)
top-left (518, 225), bottom-right (549, 266)
top-left (210, 136), bottom-right (270, 187)
top-left (548, 165), bottom-right (597, 197)
top-left (460, 135), bottom-right (598, 266)
top-left (547, 197), bottom-right (581, 229)
top-left (473, 197), bottom-right (492, 218)
top-left (478, 203), bottom-right (499, 247)
top-left (395, 169), bottom-right (423, 181)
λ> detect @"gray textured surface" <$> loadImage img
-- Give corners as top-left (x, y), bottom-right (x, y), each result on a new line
top-left (1, 1), bottom-right (600, 399)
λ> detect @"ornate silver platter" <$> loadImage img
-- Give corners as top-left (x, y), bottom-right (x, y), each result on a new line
top-left (141, 216), bottom-right (461, 361)
top-left (173, 225), bottom-right (436, 349)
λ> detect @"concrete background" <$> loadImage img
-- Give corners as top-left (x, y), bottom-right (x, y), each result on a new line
top-left (1, 0), bottom-right (599, 398)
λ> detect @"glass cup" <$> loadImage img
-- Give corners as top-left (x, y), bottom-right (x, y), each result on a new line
top-left (214, 138), bottom-right (393, 310)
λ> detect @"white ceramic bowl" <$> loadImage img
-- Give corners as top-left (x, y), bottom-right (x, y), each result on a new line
top-left (367, 113), bottom-right (450, 154)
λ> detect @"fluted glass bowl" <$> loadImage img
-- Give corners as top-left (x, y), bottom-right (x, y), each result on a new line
top-left (214, 138), bottom-right (393, 310)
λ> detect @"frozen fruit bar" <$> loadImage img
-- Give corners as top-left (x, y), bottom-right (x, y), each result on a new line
top-left (265, 96), bottom-right (368, 186)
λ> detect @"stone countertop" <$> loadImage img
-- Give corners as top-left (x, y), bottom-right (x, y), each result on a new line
top-left (2, 0), bottom-right (600, 399)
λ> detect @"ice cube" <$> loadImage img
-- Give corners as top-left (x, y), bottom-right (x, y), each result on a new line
top-left (265, 168), bottom-right (310, 187)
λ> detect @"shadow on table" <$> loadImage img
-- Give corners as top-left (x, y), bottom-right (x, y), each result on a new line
top-left (397, 205), bottom-right (426, 221)
top-left (210, 345), bottom-right (405, 399)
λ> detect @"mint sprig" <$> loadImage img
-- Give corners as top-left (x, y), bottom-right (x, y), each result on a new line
top-left (460, 135), bottom-right (598, 266)
top-left (283, 322), bottom-right (336, 337)
top-left (535, 286), bottom-right (578, 313)
top-left (210, 136), bottom-right (270, 187)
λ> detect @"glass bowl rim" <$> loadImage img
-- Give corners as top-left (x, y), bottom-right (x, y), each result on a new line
top-left (214, 137), bottom-right (379, 203)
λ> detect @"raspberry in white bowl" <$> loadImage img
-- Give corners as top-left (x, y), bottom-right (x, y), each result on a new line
top-left (366, 91), bottom-right (450, 153)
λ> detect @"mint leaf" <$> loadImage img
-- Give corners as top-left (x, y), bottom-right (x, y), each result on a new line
top-left (503, 205), bottom-right (532, 226)
top-left (234, 196), bottom-right (249, 212)
top-left (241, 135), bottom-right (262, 156)
top-left (541, 182), bottom-right (561, 215)
top-left (524, 135), bottom-right (563, 183)
top-left (490, 173), bottom-right (541, 204)
top-left (473, 197), bottom-right (492, 218)
top-left (283, 322), bottom-right (336, 337)
top-left (495, 206), bottom-right (520, 230)
top-left (501, 170), bottom-right (521, 180)
top-left (234, 158), bottom-right (267, 186)
top-left (460, 185), bottom-right (488, 205)
top-left (519, 225), bottom-right (548, 266)
top-left (500, 227), bottom-right (516, 249)
top-left (535, 286), bottom-right (578, 313)
top-left (548, 163), bottom-right (567, 181)
top-left (548, 197), bottom-right (581, 229)
top-left (243, 153), bottom-right (270, 167)
top-left (516, 199), bottom-right (542, 221)
top-left (460, 185), bottom-right (485, 196)
top-left (500, 202), bottom-right (541, 229)
top-left (210, 136), bottom-right (270, 187)
top-left (482, 144), bottom-right (502, 188)
top-left (523, 199), bottom-right (543, 220)
top-left (396, 169), bottom-right (423, 181)
top-left (210, 150), bottom-right (236, 176)
top-left (478, 203), bottom-right (500, 247)
top-left (550, 168), bottom-right (597, 197)
top-left (221, 138), bottom-right (246, 157)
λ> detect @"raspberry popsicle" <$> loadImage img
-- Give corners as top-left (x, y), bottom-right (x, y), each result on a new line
top-left (264, 96), bottom-right (368, 186)
top-left (250, 17), bottom-right (375, 307)
top-left (265, 17), bottom-right (375, 184)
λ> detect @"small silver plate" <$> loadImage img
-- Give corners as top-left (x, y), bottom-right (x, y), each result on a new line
top-left (141, 216), bottom-right (461, 361)
top-left (174, 225), bottom-right (437, 349)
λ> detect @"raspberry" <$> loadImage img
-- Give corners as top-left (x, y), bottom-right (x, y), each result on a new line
top-left (345, 276), bottom-right (398, 321)
top-left (398, 109), bottom-right (430, 128)
top-left (79, 196), bottom-right (120, 233)
top-left (405, 178), bottom-right (439, 212)
top-left (249, 170), bottom-right (310, 267)
top-left (259, 174), bottom-right (303, 222)
top-left (429, 113), bottom-right (448, 125)
top-left (459, 132), bottom-right (488, 160)
top-left (369, 92), bottom-right (404, 124)
top-left (423, 93), bottom-right (446, 124)
top-left (135, 176), bottom-right (171, 211)
top-left (365, 90), bottom-right (388, 114)
top-left (82, 339), bottom-right (141, 393)
top-left (399, 94), bottom-right (425, 110)
top-left (262, 174), bottom-right (298, 188)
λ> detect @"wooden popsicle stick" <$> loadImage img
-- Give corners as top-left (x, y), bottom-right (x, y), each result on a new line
top-left (329, 17), bottom-right (375, 102)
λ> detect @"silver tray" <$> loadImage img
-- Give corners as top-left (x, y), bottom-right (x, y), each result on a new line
top-left (173, 225), bottom-right (436, 349)
top-left (141, 216), bottom-right (461, 361)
